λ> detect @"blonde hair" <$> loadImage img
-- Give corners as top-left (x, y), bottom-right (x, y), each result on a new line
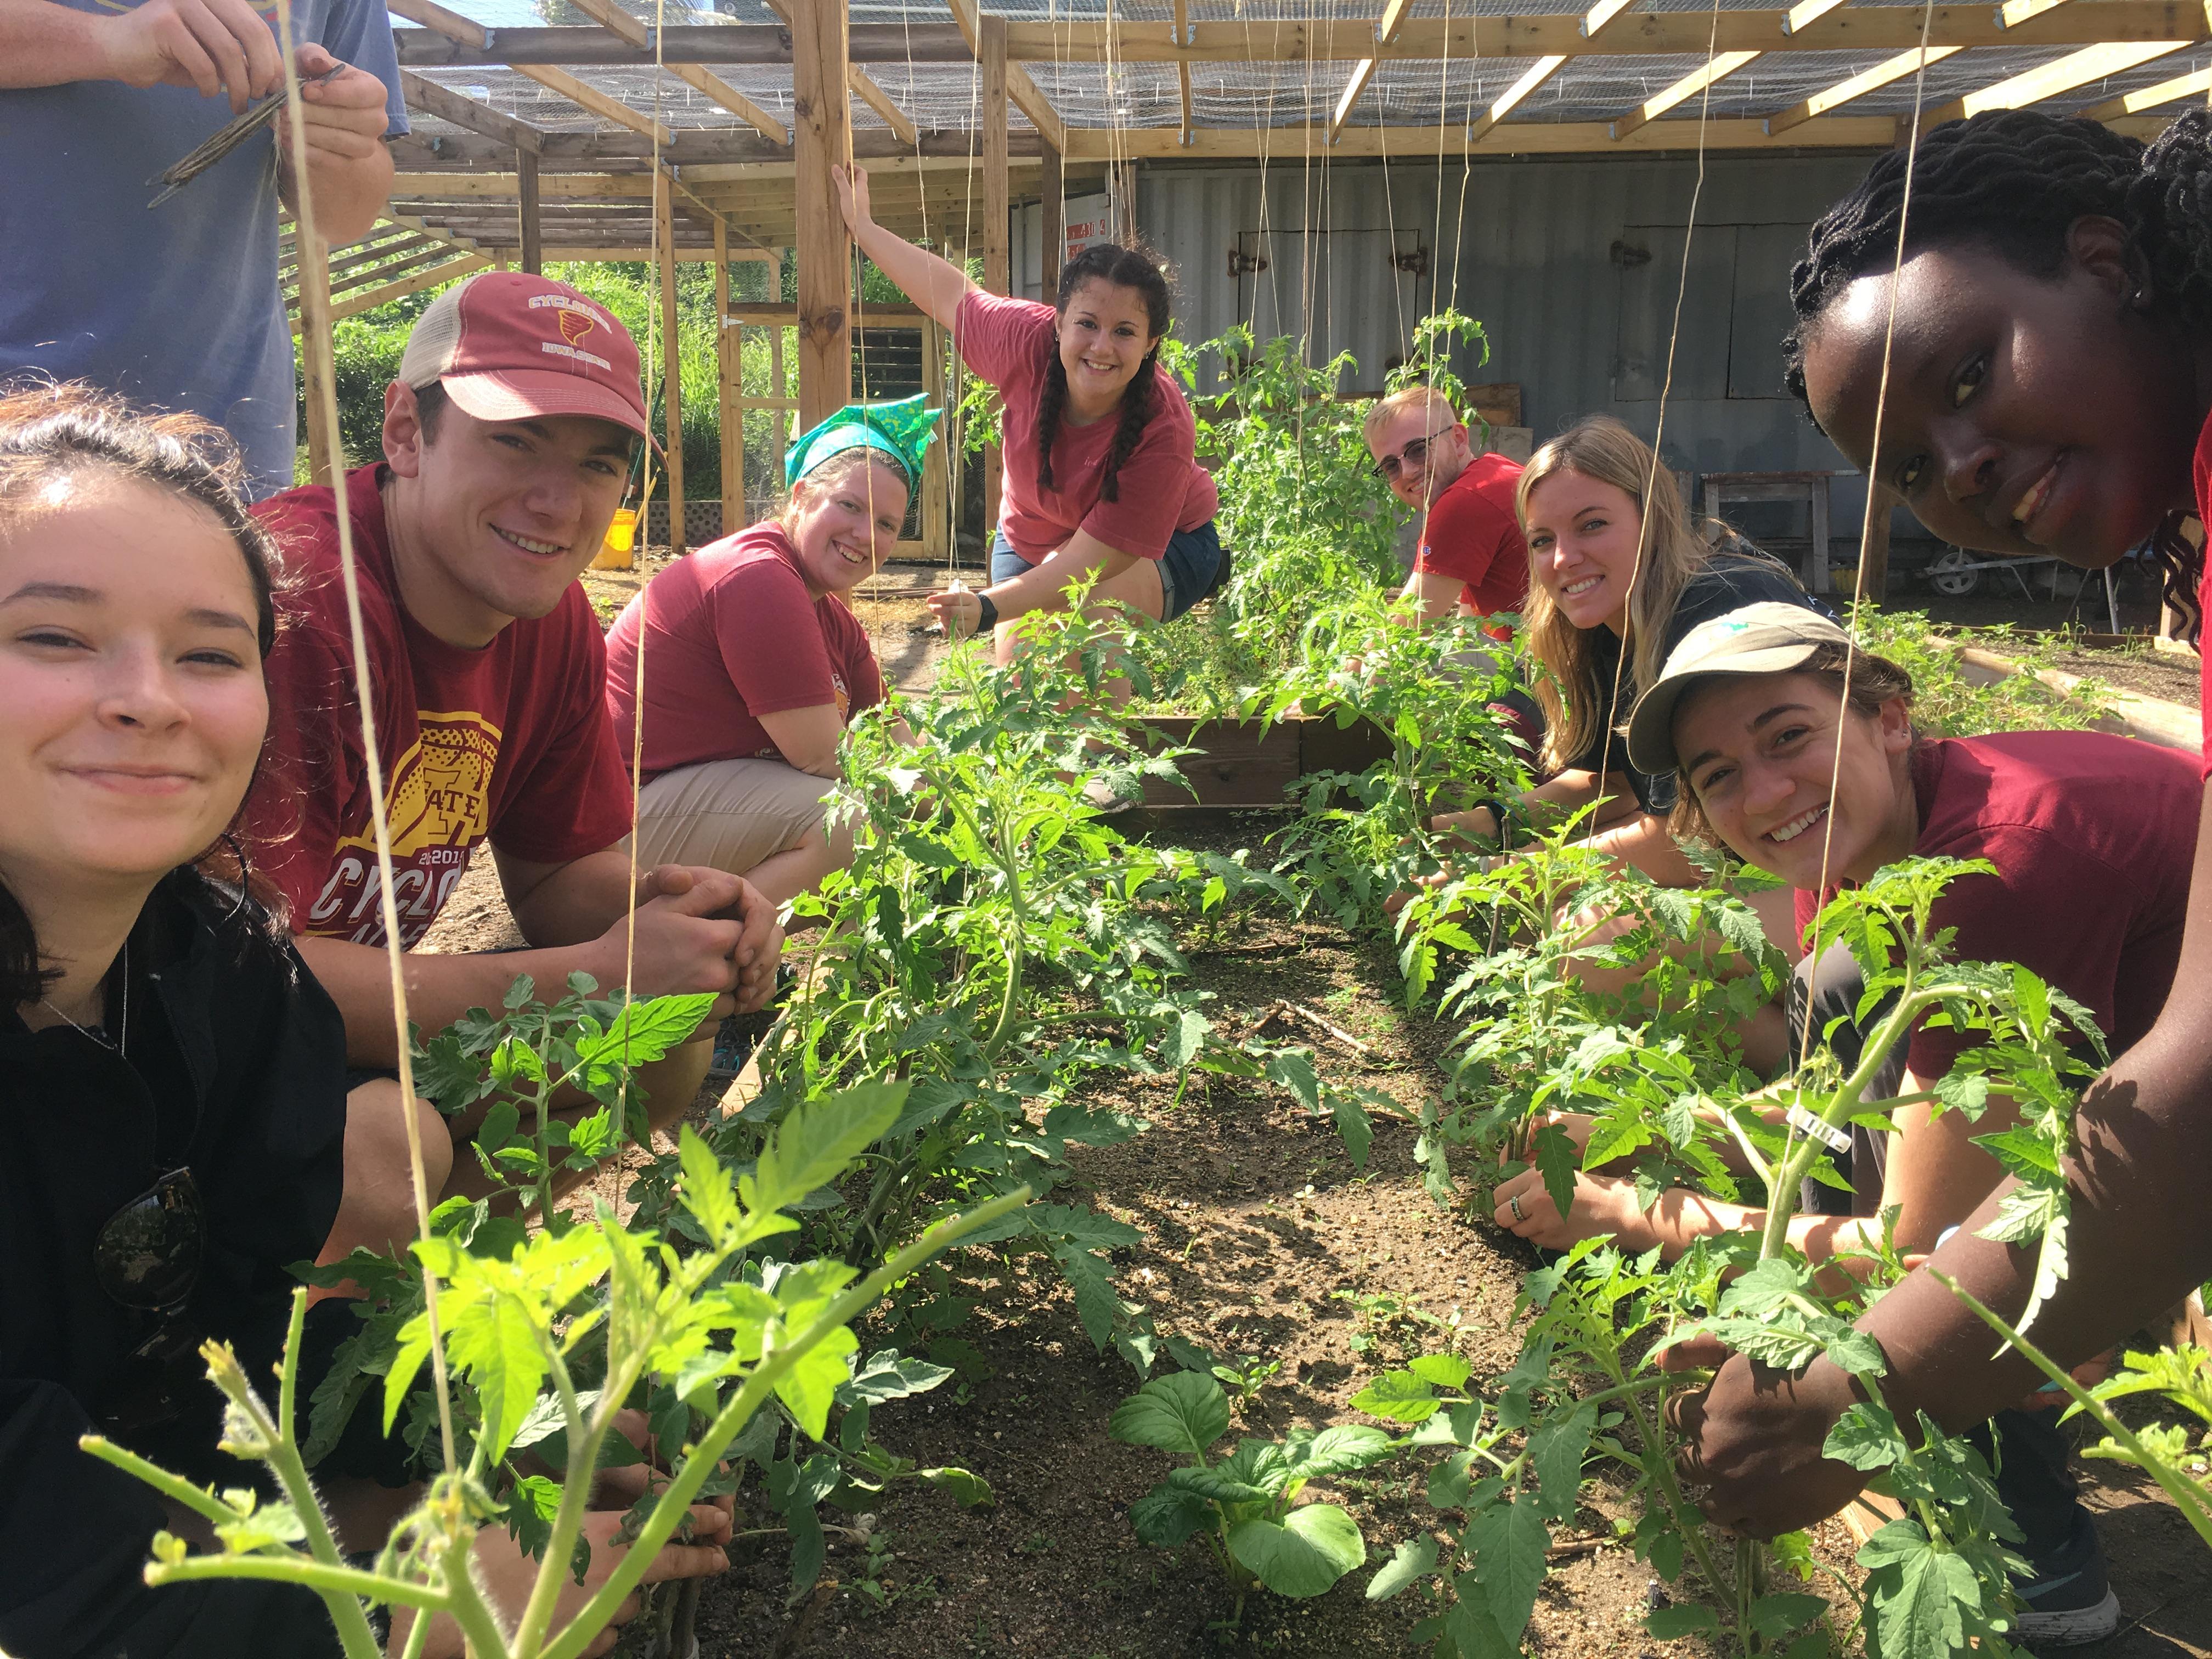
top-left (1516, 415), bottom-right (1722, 776)
top-left (1362, 385), bottom-right (1459, 450)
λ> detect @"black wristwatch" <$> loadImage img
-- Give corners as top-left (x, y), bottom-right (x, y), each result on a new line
top-left (974, 591), bottom-right (1000, 632)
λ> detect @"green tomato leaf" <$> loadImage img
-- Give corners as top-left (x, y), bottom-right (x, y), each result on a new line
top-left (1408, 1353), bottom-right (1472, 1391)
top-left (1465, 1493), bottom-right (1550, 1647)
top-left (573, 991), bottom-right (716, 1071)
top-left (1109, 1371), bottom-right (1231, 1456)
top-left (1263, 1047), bottom-right (1321, 1111)
top-left (919, 1466), bottom-right (996, 1508)
top-left (1350, 1369), bottom-right (1440, 1425)
top-left (1130, 1486), bottom-right (1213, 1548)
top-left (1822, 1402), bottom-right (1905, 1472)
top-left (1367, 1534), bottom-right (1440, 1601)
top-left (1645, 1603), bottom-right (1721, 1639)
top-left (1749, 1592), bottom-right (1830, 1641)
top-left (1227, 1503), bottom-right (1366, 1598)
top-left (1532, 1123), bottom-right (1580, 1229)
top-left (773, 1328), bottom-right (859, 1441)
top-left (742, 1081), bottom-right (906, 1220)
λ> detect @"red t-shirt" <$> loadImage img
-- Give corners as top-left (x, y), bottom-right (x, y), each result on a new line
top-left (1415, 450), bottom-right (1530, 630)
top-left (603, 523), bottom-right (885, 783)
top-left (1792, 732), bottom-right (2196, 1079)
top-left (955, 287), bottom-right (1218, 564)
top-left (249, 465), bottom-right (634, 947)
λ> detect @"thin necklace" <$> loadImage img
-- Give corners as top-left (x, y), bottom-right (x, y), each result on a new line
top-left (40, 943), bottom-right (128, 1053)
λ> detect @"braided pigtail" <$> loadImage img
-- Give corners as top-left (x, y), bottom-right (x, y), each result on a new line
top-left (1046, 239), bottom-right (1177, 506)
top-left (1035, 353), bottom-right (1069, 493)
top-left (1100, 347), bottom-right (1158, 504)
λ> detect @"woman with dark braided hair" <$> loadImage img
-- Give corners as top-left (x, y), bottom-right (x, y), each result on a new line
top-left (832, 165), bottom-right (1222, 670)
top-left (1666, 108), bottom-right (2212, 1570)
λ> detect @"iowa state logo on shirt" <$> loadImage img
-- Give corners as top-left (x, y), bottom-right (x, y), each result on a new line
top-left (304, 710), bottom-right (501, 946)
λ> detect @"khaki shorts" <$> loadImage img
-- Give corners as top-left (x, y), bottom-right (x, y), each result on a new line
top-left (628, 757), bottom-right (837, 877)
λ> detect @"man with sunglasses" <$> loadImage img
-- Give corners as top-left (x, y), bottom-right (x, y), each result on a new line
top-left (1362, 386), bottom-right (1528, 638)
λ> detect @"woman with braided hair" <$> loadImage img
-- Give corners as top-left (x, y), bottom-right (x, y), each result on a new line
top-left (832, 165), bottom-right (1222, 668)
top-left (1663, 108), bottom-right (2212, 1571)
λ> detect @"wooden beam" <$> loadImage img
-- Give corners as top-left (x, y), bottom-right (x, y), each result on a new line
top-left (724, 302), bottom-right (927, 325)
top-left (1172, 0), bottom-right (1192, 47)
top-left (563, 0), bottom-right (791, 144)
top-left (292, 252), bottom-right (493, 330)
top-left (1041, 137), bottom-right (1065, 292)
top-left (398, 69), bottom-right (543, 151)
top-left (1067, 114), bottom-right (1905, 158)
top-left (1006, 65), bottom-right (1068, 151)
top-left (1580, 0), bottom-right (1639, 38)
top-left (983, 11), bottom-right (1009, 531)
top-left (1764, 45), bottom-right (1962, 133)
top-left (394, 21), bottom-right (971, 67)
top-left (392, 128), bottom-right (1045, 170)
top-left (715, 219), bottom-right (740, 531)
top-left (2000, 0), bottom-right (2076, 24)
top-left (1919, 36), bottom-right (2194, 125)
top-left (1179, 60), bottom-right (1198, 146)
top-left (655, 167), bottom-right (685, 558)
top-left (1782, 0), bottom-right (1850, 33)
top-left (1376, 0), bottom-right (1414, 43)
top-left (2080, 60), bottom-right (2212, 112)
top-left (517, 149), bottom-right (542, 273)
top-left (384, 0), bottom-right (487, 47)
top-left (519, 64), bottom-right (676, 145)
top-left (1330, 59), bottom-right (1377, 141)
top-left (848, 64), bottom-right (919, 146)
top-left (1469, 55), bottom-right (1569, 140)
top-left (792, 0), bottom-right (850, 431)
top-left (1612, 50), bottom-right (1762, 139)
top-left (1002, 4), bottom-right (2212, 59)
top-left (391, 172), bottom-right (651, 199)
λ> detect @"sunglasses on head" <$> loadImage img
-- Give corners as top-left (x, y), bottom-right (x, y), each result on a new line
top-left (1370, 426), bottom-right (1456, 482)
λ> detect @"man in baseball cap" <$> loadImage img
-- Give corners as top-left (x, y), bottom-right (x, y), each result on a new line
top-left (247, 271), bottom-right (780, 1271)
top-left (1626, 600), bottom-right (1856, 778)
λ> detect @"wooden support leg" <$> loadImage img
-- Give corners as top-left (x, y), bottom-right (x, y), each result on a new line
top-left (982, 14), bottom-right (1009, 537)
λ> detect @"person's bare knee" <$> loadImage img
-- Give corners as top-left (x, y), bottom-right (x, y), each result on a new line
top-left (635, 1039), bottom-right (714, 1136)
top-left (316, 1080), bottom-right (452, 1288)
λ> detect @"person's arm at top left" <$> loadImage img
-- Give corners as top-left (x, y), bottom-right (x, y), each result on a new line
top-left (930, 527), bottom-right (1143, 636)
top-left (275, 40), bottom-right (394, 248)
top-left (0, 0), bottom-right (277, 99)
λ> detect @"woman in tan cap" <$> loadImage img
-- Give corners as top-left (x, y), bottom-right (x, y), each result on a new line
top-left (1492, 601), bottom-right (2199, 1647)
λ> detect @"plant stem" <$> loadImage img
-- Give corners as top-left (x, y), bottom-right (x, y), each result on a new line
top-left (539, 1186), bottom-right (1034, 1659)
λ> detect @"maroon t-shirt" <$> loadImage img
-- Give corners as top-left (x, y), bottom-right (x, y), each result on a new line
top-left (956, 287), bottom-right (1218, 564)
top-left (250, 465), bottom-right (635, 947)
top-left (1792, 731), bottom-right (2197, 1078)
top-left (603, 522), bottom-right (885, 783)
top-left (1415, 450), bottom-right (1530, 631)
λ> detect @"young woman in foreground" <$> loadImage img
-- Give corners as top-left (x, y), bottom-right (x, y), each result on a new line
top-left (831, 164), bottom-right (1223, 658)
top-left (1435, 416), bottom-right (1824, 888)
top-left (1492, 601), bottom-right (2199, 1643)
top-left (1665, 109), bottom-right (2212, 1545)
top-left (0, 386), bottom-right (726, 1659)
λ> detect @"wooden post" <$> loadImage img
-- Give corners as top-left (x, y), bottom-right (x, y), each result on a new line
top-left (982, 13), bottom-right (1009, 533)
top-left (769, 323), bottom-right (787, 470)
top-left (655, 166), bottom-right (685, 557)
top-left (714, 218), bottom-right (741, 538)
top-left (792, 0), bottom-right (850, 431)
top-left (922, 316), bottom-right (950, 562)
top-left (1041, 136), bottom-right (1065, 295)
top-left (302, 329), bottom-right (336, 486)
top-left (517, 148), bottom-right (542, 274)
top-left (1858, 487), bottom-right (1892, 605)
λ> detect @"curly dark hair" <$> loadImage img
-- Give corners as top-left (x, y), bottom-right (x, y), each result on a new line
top-left (1785, 108), bottom-right (2212, 642)
top-left (1033, 242), bottom-right (1174, 506)
top-left (0, 381), bottom-right (288, 1005)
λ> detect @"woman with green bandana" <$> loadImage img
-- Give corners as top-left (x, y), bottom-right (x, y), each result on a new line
top-left (603, 396), bottom-right (935, 909)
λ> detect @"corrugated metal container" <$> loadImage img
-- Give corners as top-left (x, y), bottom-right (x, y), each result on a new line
top-left (1018, 150), bottom-right (1904, 546)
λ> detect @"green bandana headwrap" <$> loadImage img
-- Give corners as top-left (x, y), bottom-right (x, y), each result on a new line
top-left (785, 393), bottom-right (942, 491)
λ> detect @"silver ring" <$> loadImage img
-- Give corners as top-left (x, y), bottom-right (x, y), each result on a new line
top-left (1508, 1194), bottom-right (1524, 1222)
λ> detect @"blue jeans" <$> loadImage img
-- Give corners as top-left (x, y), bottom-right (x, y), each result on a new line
top-left (988, 520), bottom-right (1223, 623)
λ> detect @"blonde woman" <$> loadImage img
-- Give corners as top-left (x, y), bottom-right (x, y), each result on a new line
top-left (1438, 416), bottom-right (1822, 887)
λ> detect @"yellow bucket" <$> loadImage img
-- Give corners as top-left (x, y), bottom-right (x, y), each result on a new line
top-left (593, 506), bottom-right (637, 570)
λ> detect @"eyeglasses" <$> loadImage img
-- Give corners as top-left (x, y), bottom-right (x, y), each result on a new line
top-left (95, 1167), bottom-right (205, 1313)
top-left (1369, 427), bottom-right (1457, 482)
top-left (88, 1169), bottom-right (207, 1437)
